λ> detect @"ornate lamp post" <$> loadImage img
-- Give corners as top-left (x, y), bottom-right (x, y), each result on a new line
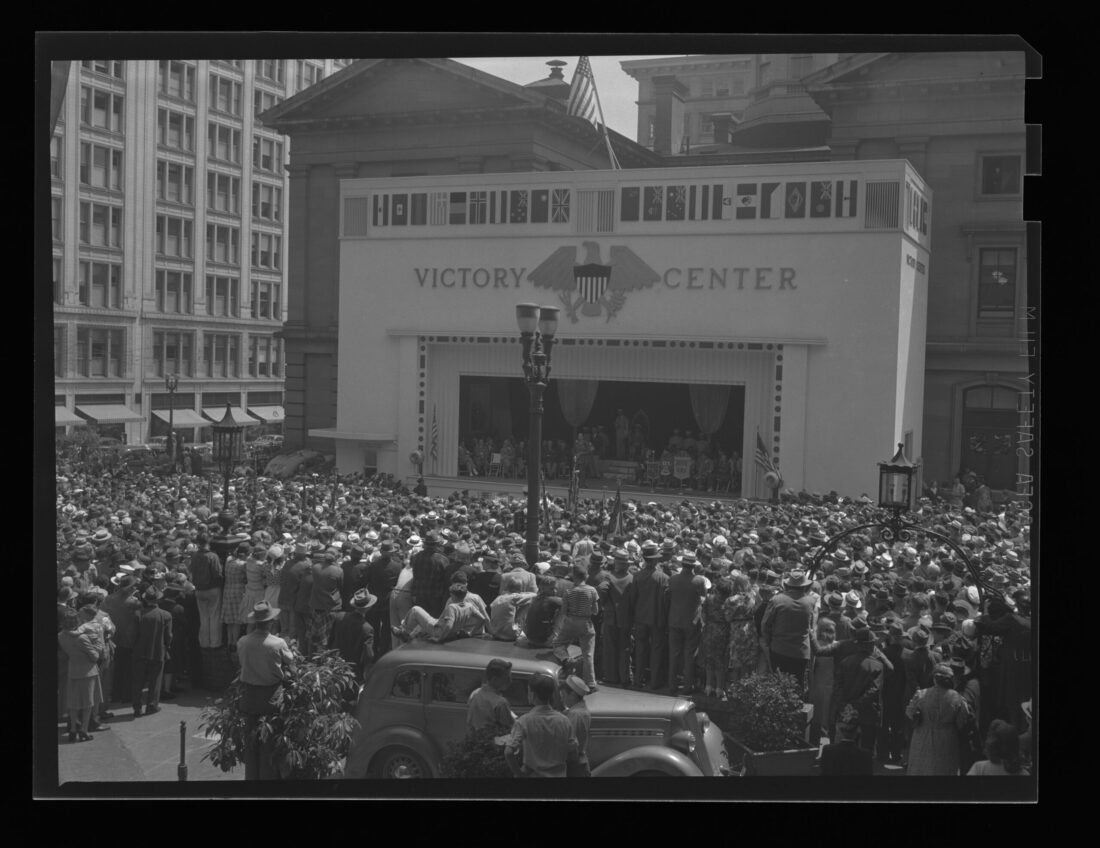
top-left (211, 402), bottom-right (244, 513)
top-left (810, 443), bottom-right (1000, 604)
top-left (516, 303), bottom-right (559, 568)
top-left (165, 373), bottom-right (178, 471)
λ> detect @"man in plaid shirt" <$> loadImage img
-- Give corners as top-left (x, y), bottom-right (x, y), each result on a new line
top-left (410, 533), bottom-right (450, 618)
top-left (553, 564), bottom-right (600, 690)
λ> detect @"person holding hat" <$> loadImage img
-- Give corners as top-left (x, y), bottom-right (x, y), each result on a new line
top-left (761, 570), bottom-right (817, 686)
top-left (905, 663), bottom-right (972, 775)
top-left (559, 675), bottom-right (593, 777)
top-left (331, 589), bottom-right (377, 682)
top-left (236, 601), bottom-right (294, 781)
top-left (131, 587), bottom-right (173, 718)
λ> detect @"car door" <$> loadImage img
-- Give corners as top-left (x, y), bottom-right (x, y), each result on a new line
top-left (372, 665), bottom-right (427, 735)
top-left (425, 667), bottom-right (484, 747)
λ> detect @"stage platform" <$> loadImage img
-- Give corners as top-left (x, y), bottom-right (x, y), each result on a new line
top-left (411, 471), bottom-right (751, 510)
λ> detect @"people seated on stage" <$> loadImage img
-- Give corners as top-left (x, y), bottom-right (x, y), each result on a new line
top-left (730, 452), bottom-right (743, 494)
top-left (458, 442), bottom-right (477, 476)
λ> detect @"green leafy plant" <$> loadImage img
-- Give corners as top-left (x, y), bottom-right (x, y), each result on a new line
top-left (724, 672), bottom-right (808, 753)
top-left (200, 647), bottom-right (361, 779)
top-left (439, 728), bottom-right (513, 779)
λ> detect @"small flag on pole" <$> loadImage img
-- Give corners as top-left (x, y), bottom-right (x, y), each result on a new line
top-left (755, 431), bottom-right (779, 475)
top-left (430, 406), bottom-right (439, 471)
top-left (607, 480), bottom-right (624, 536)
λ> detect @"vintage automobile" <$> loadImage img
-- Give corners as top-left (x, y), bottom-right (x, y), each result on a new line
top-left (344, 638), bottom-right (731, 779)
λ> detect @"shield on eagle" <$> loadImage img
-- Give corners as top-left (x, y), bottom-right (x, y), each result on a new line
top-left (573, 262), bottom-right (611, 305)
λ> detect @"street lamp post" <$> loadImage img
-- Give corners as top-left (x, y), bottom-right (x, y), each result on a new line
top-left (211, 402), bottom-right (244, 512)
top-left (810, 443), bottom-right (1001, 604)
top-left (516, 303), bottom-right (559, 568)
top-left (165, 373), bottom-right (178, 472)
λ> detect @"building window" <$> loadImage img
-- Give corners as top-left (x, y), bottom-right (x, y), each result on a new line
top-left (250, 232), bottom-right (281, 271)
top-left (249, 335), bottom-right (280, 377)
top-left (789, 55), bottom-right (814, 79)
top-left (251, 279), bottom-right (280, 320)
top-left (214, 59), bottom-right (243, 70)
top-left (158, 60), bottom-right (195, 102)
top-left (253, 137), bottom-right (284, 175)
top-left (977, 247), bottom-right (1017, 322)
top-left (80, 86), bottom-right (124, 133)
top-left (297, 60), bottom-right (323, 90)
top-left (156, 214), bottom-right (193, 259)
top-left (251, 183), bottom-right (282, 223)
top-left (78, 260), bottom-right (122, 309)
top-left (55, 325), bottom-right (65, 377)
top-left (207, 223), bottom-right (241, 264)
top-left (730, 77), bottom-right (745, 95)
top-left (209, 74), bottom-right (242, 117)
top-left (700, 113), bottom-right (715, 139)
top-left (81, 60), bottom-right (124, 79)
top-left (155, 269), bottom-right (193, 314)
top-left (206, 274), bottom-right (239, 317)
top-left (53, 257), bottom-right (63, 305)
top-left (207, 122), bottom-right (241, 164)
top-left (78, 201), bottom-right (122, 248)
top-left (79, 142), bottom-right (124, 191)
top-left (152, 330), bottom-right (193, 378)
top-left (156, 160), bottom-right (194, 205)
top-left (254, 89), bottom-right (283, 118)
top-left (207, 171), bottom-right (241, 215)
top-left (76, 326), bottom-right (124, 377)
top-left (256, 59), bottom-right (285, 84)
top-left (51, 135), bottom-right (63, 179)
top-left (979, 153), bottom-right (1022, 197)
top-left (203, 333), bottom-right (240, 378)
top-left (157, 108), bottom-right (195, 152)
top-left (52, 197), bottom-right (62, 243)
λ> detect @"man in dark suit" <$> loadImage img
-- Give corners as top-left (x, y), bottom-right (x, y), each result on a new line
top-left (820, 706), bottom-right (873, 776)
top-left (667, 551), bottom-right (707, 694)
top-left (365, 541), bottom-right (403, 655)
top-left (132, 587), bottom-right (173, 717)
top-left (628, 544), bottom-right (669, 691)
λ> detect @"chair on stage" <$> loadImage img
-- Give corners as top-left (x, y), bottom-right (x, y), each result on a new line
top-left (488, 453), bottom-right (503, 477)
top-left (645, 460), bottom-right (661, 487)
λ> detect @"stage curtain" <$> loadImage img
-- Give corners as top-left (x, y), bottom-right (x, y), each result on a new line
top-left (557, 379), bottom-right (600, 429)
top-left (689, 383), bottom-right (730, 435)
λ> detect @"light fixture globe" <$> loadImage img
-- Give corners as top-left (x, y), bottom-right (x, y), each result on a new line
top-left (515, 303), bottom-right (539, 334)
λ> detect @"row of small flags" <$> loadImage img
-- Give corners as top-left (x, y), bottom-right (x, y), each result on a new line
top-left (372, 189), bottom-right (571, 227)
top-left (621, 180), bottom-right (858, 223)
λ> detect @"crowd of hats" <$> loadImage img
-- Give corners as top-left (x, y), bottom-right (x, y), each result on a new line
top-left (55, 469), bottom-right (1032, 624)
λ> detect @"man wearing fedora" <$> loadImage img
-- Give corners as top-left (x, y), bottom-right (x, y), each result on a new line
top-left (131, 587), bottom-right (173, 718)
top-left (597, 550), bottom-right (634, 686)
top-left (410, 532), bottom-right (450, 618)
top-left (237, 601), bottom-right (294, 780)
top-left (365, 540), bottom-right (403, 656)
top-left (667, 551), bottom-right (707, 695)
top-left (761, 569), bottom-right (817, 687)
top-left (332, 589), bottom-right (376, 682)
top-left (629, 543), bottom-right (670, 691)
top-left (102, 574), bottom-right (141, 706)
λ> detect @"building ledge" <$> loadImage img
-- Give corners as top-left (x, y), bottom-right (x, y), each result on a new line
top-left (308, 428), bottom-right (396, 443)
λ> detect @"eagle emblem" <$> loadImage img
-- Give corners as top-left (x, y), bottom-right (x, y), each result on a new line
top-left (527, 241), bottom-right (660, 323)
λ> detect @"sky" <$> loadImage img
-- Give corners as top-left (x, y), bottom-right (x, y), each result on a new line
top-left (456, 56), bottom-right (673, 140)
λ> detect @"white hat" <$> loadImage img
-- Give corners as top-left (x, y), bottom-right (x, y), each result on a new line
top-left (347, 533), bottom-right (360, 543)
top-left (965, 586), bottom-right (980, 606)
top-left (408, 535), bottom-right (421, 545)
top-left (713, 535), bottom-right (727, 547)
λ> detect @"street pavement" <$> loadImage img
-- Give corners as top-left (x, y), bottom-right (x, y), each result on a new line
top-left (57, 684), bottom-right (243, 785)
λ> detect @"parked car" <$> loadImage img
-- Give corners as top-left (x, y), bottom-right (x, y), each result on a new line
top-left (343, 638), bottom-right (731, 779)
top-left (251, 434), bottom-right (284, 450)
top-left (147, 436), bottom-right (168, 452)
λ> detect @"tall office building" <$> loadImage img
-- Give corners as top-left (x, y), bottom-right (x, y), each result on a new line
top-left (51, 58), bottom-right (353, 444)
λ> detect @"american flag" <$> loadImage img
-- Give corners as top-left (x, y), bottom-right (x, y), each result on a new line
top-left (606, 480), bottom-right (624, 536)
top-left (567, 56), bottom-right (598, 126)
top-left (755, 431), bottom-right (779, 475)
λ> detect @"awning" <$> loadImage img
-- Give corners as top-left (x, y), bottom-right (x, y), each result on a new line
top-left (247, 405), bottom-right (285, 424)
top-left (54, 407), bottom-right (86, 427)
top-left (152, 409), bottom-right (210, 427)
top-left (75, 404), bottom-right (143, 424)
top-left (203, 406), bottom-right (261, 426)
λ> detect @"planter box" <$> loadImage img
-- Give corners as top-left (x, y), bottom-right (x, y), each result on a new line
top-left (724, 734), bottom-right (820, 777)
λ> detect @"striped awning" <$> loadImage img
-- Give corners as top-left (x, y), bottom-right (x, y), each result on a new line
top-left (247, 405), bottom-right (284, 424)
top-left (152, 409), bottom-right (209, 427)
top-left (55, 406), bottom-right (86, 427)
top-left (202, 406), bottom-right (260, 426)
top-left (75, 404), bottom-right (143, 424)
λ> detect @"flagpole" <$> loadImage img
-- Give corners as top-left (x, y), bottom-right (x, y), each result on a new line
top-left (589, 64), bottom-right (621, 170)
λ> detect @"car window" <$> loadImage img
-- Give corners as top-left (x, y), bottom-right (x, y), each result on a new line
top-left (391, 668), bottom-right (422, 700)
top-left (430, 669), bottom-right (483, 704)
top-left (501, 676), bottom-right (534, 709)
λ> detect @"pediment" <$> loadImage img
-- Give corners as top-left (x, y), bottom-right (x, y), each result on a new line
top-left (263, 58), bottom-right (545, 127)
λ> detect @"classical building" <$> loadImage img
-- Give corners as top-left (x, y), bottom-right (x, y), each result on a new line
top-left (51, 58), bottom-right (352, 444)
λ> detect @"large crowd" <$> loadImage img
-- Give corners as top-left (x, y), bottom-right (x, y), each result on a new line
top-left (55, 451), bottom-right (1033, 777)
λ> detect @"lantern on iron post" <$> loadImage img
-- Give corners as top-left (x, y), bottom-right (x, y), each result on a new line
top-left (878, 443), bottom-right (919, 515)
top-left (211, 403), bottom-right (244, 514)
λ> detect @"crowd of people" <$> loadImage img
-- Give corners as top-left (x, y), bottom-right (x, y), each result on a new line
top-left (458, 409), bottom-right (743, 494)
top-left (55, 451), bottom-right (1033, 778)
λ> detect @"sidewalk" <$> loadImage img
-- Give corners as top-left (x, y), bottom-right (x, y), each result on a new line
top-left (56, 685), bottom-right (243, 785)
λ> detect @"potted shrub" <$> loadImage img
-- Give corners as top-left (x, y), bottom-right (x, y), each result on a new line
top-left (720, 672), bottom-right (818, 776)
top-left (439, 728), bottom-right (513, 779)
top-left (200, 647), bottom-right (360, 779)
